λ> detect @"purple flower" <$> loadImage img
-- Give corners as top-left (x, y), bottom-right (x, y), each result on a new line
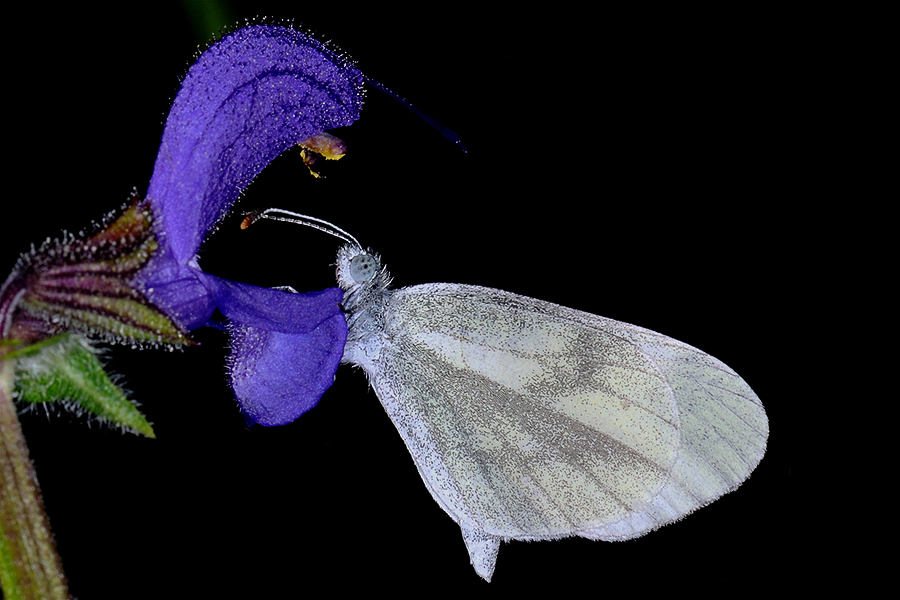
top-left (135, 25), bottom-right (363, 425)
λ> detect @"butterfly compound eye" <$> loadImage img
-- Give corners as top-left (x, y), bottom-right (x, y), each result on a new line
top-left (349, 253), bottom-right (377, 283)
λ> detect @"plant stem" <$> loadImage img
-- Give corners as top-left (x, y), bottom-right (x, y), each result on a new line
top-left (0, 356), bottom-right (71, 600)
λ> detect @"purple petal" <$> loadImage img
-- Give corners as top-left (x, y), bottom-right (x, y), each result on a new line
top-left (229, 313), bottom-right (348, 426)
top-left (126, 25), bottom-right (360, 424)
top-left (199, 273), bottom-right (344, 334)
top-left (137, 252), bottom-right (216, 331)
top-left (147, 24), bottom-right (364, 266)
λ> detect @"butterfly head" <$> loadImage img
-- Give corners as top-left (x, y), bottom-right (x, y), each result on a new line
top-left (335, 243), bottom-right (393, 316)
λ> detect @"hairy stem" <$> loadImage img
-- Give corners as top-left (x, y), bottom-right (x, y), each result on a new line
top-left (0, 356), bottom-right (71, 600)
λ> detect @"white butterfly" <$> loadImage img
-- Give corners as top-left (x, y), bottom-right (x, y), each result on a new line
top-left (251, 211), bottom-right (768, 582)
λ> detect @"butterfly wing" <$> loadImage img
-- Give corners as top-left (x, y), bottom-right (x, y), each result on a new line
top-left (344, 283), bottom-right (767, 580)
top-left (578, 319), bottom-right (768, 541)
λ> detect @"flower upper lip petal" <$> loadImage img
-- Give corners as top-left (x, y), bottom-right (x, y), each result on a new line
top-left (147, 25), bottom-right (363, 267)
top-left (133, 24), bottom-right (364, 333)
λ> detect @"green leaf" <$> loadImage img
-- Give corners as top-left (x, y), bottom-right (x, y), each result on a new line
top-left (12, 334), bottom-right (155, 438)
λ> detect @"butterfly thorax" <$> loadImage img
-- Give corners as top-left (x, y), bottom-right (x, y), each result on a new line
top-left (335, 243), bottom-right (394, 365)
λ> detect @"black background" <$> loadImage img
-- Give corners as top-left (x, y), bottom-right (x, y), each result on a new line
top-left (4, 2), bottom-right (799, 597)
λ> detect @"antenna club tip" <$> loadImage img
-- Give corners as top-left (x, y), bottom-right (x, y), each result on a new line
top-left (240, 215), bottom-right (255, 230)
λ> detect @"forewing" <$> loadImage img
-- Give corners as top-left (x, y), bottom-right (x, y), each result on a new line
top-left (350, 283), bottom-right (682, 539)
